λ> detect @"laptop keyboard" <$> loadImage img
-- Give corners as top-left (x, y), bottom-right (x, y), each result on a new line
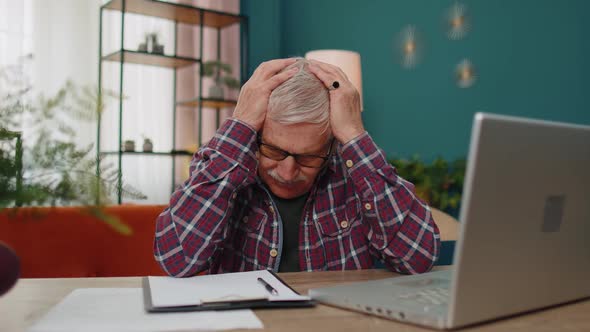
top-left (396, 287), bottom-right (450, 306)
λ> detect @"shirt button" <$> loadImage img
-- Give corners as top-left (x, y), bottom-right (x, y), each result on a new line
top-left (346, 160), bottom-right (354, 168)
top-left (270, 249), bottom-right (278, 257)
top-left (231, 192), bottom-right (237, 199)
top-left (364, 203), bottom-right (372, 210)
top-left (340, 220), bottom-right (349, 228)
top-left (269, 206), bottom-right (275, 214)
top-left (242, 216), bottom-right (248, 223)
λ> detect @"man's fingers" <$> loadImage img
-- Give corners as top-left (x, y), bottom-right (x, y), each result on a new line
top-left (307, 61), bottom-right (340, 89)
top-left (253, 58), bottom-right (298, 80)
top-left (265, 66), bottom-right (299, 91)
top-left (308, 59), bottom-right (348, 80)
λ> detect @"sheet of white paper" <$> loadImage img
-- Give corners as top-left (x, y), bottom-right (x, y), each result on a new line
top-left (148, 270), bottom-right (309, 308)
top-left (27, 288), bottom-right (263, 332)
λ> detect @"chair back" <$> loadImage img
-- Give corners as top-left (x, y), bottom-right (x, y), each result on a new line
top-left (431, 207), bottom-right (460, 241)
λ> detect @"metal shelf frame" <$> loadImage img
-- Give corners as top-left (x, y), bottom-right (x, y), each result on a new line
top-left (96, 0), bottom-right (248, 203)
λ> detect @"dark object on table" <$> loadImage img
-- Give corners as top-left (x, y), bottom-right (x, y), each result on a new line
top-left (0, 241), bottom-right (20, 297)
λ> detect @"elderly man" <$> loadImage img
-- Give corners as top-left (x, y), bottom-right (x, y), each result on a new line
top-left (154, 58), bottom-right (440, 276)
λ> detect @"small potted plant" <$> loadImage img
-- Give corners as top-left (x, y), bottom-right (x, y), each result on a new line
top-left (123, 139), bottom-right (135, 152)
top-left (201, 60), bottom-right (241, 99)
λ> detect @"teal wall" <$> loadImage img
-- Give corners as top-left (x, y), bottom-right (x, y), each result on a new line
top-left (242, 0), bottom-right (589, 160)
top-left (241, 0), bottom-right (282, 75)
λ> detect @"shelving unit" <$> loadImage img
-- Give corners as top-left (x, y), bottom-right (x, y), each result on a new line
top-left (102, 50), bottom-right (199, 68)
top-left (100, 151), bottom-right (193, 157)
top-left (97, 0), bottom-right (248, 204)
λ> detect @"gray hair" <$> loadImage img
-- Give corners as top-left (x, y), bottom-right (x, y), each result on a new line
top-left (267, 58), bottom-right (330, 133)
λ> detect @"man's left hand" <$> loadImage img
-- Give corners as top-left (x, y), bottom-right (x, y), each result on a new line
top-left (308, 60), bottom-right (365, 144)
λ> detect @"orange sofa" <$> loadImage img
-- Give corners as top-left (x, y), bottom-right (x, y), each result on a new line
top-left (0, 205), bottom-right (168, 278)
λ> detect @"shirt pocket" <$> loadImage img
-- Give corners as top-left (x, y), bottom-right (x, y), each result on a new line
top-left (317, 206), bottom-right (356, 237)
top-left (238, 206), bottom-right (267, 233)
top-left (314, 204), bottom-right (368, 270)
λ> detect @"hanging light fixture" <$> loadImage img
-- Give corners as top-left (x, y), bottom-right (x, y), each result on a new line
top-left (446, 2), bottom-right (470, 40)
top-left (397, 25), bottom-right (422, 69)
top-left (456, 59), bottom-right (476, 88)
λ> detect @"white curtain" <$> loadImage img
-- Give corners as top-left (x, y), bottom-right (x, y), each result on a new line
top-left (7, 0), bottom-right (241, 205)
top-left (31, 0), bottom-right (101, 150)
top-left (0, 0), bottom-right (33, 67)
top-left (1, 0), bottom-right (99, 147)
top-left (0, 0), bottom-right (33, 114)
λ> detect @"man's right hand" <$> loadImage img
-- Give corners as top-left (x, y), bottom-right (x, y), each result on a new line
top-left (232, 58), bottom-right (299, 131)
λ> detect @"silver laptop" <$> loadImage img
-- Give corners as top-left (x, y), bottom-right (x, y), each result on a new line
top-left (310, 112), bottom-right (590, 329)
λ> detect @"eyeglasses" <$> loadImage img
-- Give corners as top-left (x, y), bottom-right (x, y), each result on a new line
top-left (257, 136), bottom-right (334, 168)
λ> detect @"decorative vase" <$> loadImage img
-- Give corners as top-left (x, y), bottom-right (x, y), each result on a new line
top-left (208, 84), bottom-right (224, 99)
top-left (138, 42), bottom-right (147, 52)
top-left (152, 44), bottom-right (164, 55)
top-left (142, 139), bottom-right (153, 152)
top-left (123, 140), bottom-right (135, 152)
top-left (0, 241), bottom-right (20, 297)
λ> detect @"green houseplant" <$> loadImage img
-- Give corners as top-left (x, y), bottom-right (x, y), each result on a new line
top-left (201, 60), bottom-right (240, 99)
top-left (389, 156), bottom-right (466, 214)
top-left (0, 63), bottom-right (145, 234)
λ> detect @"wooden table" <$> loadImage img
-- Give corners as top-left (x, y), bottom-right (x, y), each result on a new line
top-left (1, 269), bottom-right (589, 331)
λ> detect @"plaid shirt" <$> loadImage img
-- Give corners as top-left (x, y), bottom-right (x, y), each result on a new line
top-left (154, 119), bottom-right (440, 276)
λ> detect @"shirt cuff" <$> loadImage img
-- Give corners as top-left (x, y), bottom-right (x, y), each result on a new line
top-left (338, 131), bottom-right (388, 181)
top-left (206, 118), bottom-right (259, 172)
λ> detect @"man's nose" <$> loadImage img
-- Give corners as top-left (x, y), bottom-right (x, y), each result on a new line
top-left (276, 156), bottom-right (299, 182)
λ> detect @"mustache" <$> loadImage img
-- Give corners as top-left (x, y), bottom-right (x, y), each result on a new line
top-left (267, 169), bottom-right (308, 185)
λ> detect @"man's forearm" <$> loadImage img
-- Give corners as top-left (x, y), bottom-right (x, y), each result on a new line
top-left (153, 119), bottom-right (259, 277)
top-left (340, 132), bottom-right (441, 274)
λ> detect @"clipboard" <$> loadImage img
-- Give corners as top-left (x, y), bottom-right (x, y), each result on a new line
top-left (142, 270), bottom-right (315, 312)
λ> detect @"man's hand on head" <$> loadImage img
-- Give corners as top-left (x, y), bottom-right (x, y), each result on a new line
top-left (232, 58), bottom-right (299, 131)
top-left (307, 60), bottom-right (365, 144)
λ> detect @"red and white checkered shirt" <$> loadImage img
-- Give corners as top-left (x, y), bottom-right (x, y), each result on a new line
top-left (154, 119), bottom-right (440, 276)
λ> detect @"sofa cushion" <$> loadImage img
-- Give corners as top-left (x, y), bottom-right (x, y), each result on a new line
top-left (0, 205), bottom-right (168, 278)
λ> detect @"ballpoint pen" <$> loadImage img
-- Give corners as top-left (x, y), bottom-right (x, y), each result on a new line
top-left (257, 277), bottom-right (279, 296)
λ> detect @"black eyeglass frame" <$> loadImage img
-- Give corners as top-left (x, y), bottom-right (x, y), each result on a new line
top-left (256, 135), bottom-right (335, 168)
